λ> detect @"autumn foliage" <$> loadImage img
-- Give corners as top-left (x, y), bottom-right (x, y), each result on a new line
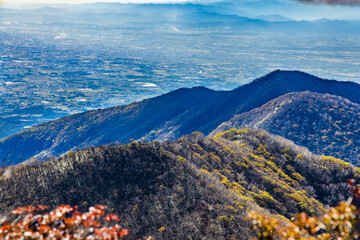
top-left (0, 204), bottom-right (130, 239)
top-left (247, 179), bottom-right (360, 240)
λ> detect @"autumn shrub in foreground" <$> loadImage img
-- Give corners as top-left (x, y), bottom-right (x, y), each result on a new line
top-left (247, 201), bottom-right (358, 240)
top-left (247, 179), bottom-right (360, 240)
top-left (0, 204), bottom-right (130, 239)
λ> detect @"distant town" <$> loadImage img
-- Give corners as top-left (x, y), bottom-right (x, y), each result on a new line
top-left (1, 4), bottom-right (360, 138)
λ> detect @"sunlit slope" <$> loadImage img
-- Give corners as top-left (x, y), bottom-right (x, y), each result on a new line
top-left (212, 91), bottom-right (360, 165)
top-left (0, 129), bottom-right (357, 239)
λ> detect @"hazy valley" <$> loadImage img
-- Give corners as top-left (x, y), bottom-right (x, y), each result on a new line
top-left (1, 2), bottom-right (360, 139)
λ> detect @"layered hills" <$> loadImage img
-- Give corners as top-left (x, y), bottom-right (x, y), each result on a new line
top-left (2, 70), bottom-right (360, 166)
top-left (0, 129), bottom-right (357, 239)
top-left (212, 91), bottom-right (360, 165)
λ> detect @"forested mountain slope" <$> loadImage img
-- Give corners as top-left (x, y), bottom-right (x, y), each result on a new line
top-left (0, 129), bottom-right (357, 239)
top-left (2, 70), bottom-right (360, 165)
top-left (212, 92), bottom-right (360, 165)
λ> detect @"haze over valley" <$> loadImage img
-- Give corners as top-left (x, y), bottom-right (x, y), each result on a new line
top-left (1, 1), bottom-right (360, 138)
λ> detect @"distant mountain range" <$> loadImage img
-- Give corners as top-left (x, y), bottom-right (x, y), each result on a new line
top-left (0, 128), bottom-right (356, 239)
top-left (1, 70), bottom-right (360, 166)
top-left (255, 14), bottom-right (293, 22)
top-left (7, 0), bottom-right (360, 21)
top-left (4, 3), bottom-right (360, 31)
top-left (212, 91), bottom-right (360, 165)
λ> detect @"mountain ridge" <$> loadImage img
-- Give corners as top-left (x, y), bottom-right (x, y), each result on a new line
top-left (0, 128), bottom-right (357, 239)
top-left (2, 70), bottom-right (360, 166)
top-left (212, 91), bottom-right (360, 164)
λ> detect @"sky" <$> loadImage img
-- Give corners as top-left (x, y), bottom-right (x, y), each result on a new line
top-left (2, 0), bottom-right (195, 3)
top-left (0, 0), bottom-right (202, 9)
top-left (2, 0), bottom-right (360, 20)
top-left (3, 0), bottom-right (360, 4)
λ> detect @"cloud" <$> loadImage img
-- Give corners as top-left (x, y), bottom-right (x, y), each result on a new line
top-left (54, 32), bottom-right (67, 40)
top-left (293, 0), bottom-right (360, 6)
top-left (141, 83), bottom-right (157, 87)
top-left (170, 26), bottom-right (181, 33)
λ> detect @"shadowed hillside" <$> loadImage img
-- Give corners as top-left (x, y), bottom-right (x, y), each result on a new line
top-left (2, 70), bottom-right (360, 165)
top-left (0, 129), bottom-right (358, 239)
top-left (212, 91), bottom-right (360, 165)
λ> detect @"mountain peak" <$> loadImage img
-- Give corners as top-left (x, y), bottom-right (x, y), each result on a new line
top-left (253, 69), bottom-right (320, 84)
